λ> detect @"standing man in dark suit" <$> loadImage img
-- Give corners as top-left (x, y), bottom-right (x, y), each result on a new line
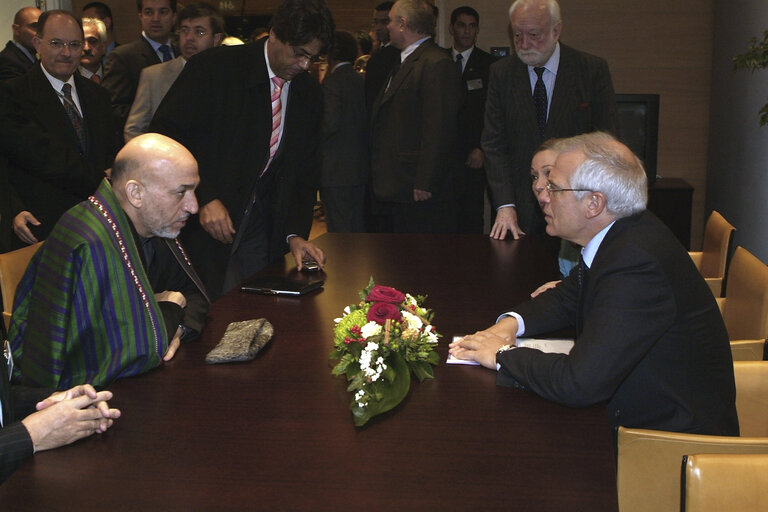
top-left (370, 0), bottom-right (462, 233)
top-left (483, 0), bottom-right (617, 240)
top-left (102, 0), bottom-right (178, 131)
top-left (364, 2), bottom-right (399, 115)
top-left (0, 10), bottom-right (121, 248)
top-left (150, 0), bottom-right (333, 299)
top-left (321, 31), bottom-right (368, 233)
top-left (82, 2), bottom-right (119, 56)
top-left (451, 132), bottom-right (740, 436)
top-left (448, 6), bottom-right (495, 234)
top-left (0, 7), bottom-right (41, 82)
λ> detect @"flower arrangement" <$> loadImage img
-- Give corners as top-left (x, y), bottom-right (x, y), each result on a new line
top-left (330, 277), bottom-right (441, 426)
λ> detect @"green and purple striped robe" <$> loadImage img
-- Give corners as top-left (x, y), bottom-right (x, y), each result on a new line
top-left (9, 179), bottom-right (169, 389)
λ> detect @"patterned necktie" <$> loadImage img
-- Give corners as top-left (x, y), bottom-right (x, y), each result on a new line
top-left (91, 73), bottom-right (101, 84)
top-left (533, 66), bottom-right (547, 140)
top-left (159, 44), bottom-right (172, 62)
top-left (61, 83), bottom-right (89, 152)
top-left (455, 53), bottom-right (463, 75)
top-left (261, 76), bottom-right (285, 177)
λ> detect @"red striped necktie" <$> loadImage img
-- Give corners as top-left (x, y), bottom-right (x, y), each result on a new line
top-left (261, 76), bottom-right (285, 177)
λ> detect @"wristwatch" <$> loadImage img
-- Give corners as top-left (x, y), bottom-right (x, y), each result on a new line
top-left (497, 344), bottom-right (516, 354)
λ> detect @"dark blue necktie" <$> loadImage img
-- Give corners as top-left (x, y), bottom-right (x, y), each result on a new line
top-left (455, 53), bottom-right (463, 75)
top-left (159, 44), bottom-right (172, 62)
top-left (533, 66), bottom-right (547, 140)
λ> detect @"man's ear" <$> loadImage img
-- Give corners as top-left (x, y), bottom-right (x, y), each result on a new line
top-left (584, 191), bottom-right (607, 219)
top-left (124, 179), bottom-right (144, 208)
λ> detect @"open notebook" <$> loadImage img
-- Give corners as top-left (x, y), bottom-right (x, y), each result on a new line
top-left (447, 336), bottom-right (574, 365)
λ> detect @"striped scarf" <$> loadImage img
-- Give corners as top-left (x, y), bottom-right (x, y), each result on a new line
top-left (9, 179), bottom-right (169, 389)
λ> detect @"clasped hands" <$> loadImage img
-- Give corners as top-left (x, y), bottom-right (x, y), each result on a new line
top-left (21, 384), bottom-right (120, 453)
top-left (448, 316), bottom-right (519, 369)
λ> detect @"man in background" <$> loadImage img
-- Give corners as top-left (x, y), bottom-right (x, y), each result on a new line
top-left (364, 1), bottom-right (399, 115)
top-left (370, 0), bottom-right (462, 233)
top-left (483, 0), bottom-right (617, 240)
top-left (321, 30), bottom-right (368, 232)
top-left (150, 0), bottom-right (333, 299)
top-left (82, 2), bottom-right (119, 55)
top-left (125, 2), bottom-right (224, 141)
top-left (79, 17), bottom-right (108, 83)
top-left (0, 10), bottom-right (121, 248)
top-left (448, 5), bottom-right (495, 234)
top-left (102, 0), bottom-right (178, 130)
top-left (0, 7), bottom-right (41, 81)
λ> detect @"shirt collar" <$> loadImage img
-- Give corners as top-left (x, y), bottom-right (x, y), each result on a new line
top-left (40, 62), bottom-right (76, 93)
top-left (400, 36), bottom-right (430, 62)
top-left (142, 32), bottom-right (173, 55)
top-left (581, 220), bottom-right (616, 268)
top-left (13, 40), bottom-right (35, 62)
top-left (452, 46), bottom-right (474, 61)
top-left (527, 41), bottom-right (560, 75)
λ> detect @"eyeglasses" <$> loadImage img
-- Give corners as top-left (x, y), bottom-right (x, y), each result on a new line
top-left (546, 182), bottom-right (593, 193)
top-left (179, 26), bottom-right (208, 38)
top-left (46, 39), bottom-right (84, 50)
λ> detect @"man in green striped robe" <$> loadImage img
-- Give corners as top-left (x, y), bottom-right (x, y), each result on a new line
top-left (9, 134), bottom-right (209, 389)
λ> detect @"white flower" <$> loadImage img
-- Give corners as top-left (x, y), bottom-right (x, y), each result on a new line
top-left (359, 342), bottom-right (387, 382)
top-left (334, 317), bottom-right (342, 324)
top-left (425, 329), bottom-right (439, 344)
top-left (401, 310), bottom-right (422, 331)
top-left (360, 321), bottom-right (382, 339)
top-left (344, 306), bottom-right (351, 314)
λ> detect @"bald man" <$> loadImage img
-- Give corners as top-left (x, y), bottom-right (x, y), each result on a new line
top-left (0, 6), bottom-right (41, 81)
top-left (9, 134), bottom-right (210, 389)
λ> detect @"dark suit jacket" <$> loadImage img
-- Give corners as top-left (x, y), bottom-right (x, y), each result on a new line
top-left (498, 211), bottom-right (740, 435)
top-left (102, 37), bottom-right (176, 130)
top-left (150, 39), bottom-right (321, 296)
top-left (0, 41), bottom-right (35, 82)
top-left (370, 39), bottom-right (462, 203)
top-left (1, 354), bottom-right (51, 483)
top-left (321, 63), bottom-right (368, 187)
top-left (364, 44), bottom-right (400, 116)
top-left (0, 65), bottom-right (121, 243)
top-left (452, 46), bottom-right (495, 159)
top-left (482, 43), bottom-right (617, 234)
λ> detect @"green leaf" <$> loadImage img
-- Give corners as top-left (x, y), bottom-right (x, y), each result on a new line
top-left (411, 360), bottom-right (435, 382)
top-left (350, 351), bottom-right (411, 427)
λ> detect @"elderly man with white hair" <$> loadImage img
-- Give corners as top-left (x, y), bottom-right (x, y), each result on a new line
top-left (451, 132), bottom-right (740, 438)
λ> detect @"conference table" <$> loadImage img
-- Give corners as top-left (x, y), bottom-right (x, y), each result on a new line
top-left (1, 233), bottom-right (618, 511)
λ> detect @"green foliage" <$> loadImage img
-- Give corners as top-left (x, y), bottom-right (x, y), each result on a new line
top-left (733, 30), bottom-right (768, 126)
top-left (350, 351), bottom-right (411, 427)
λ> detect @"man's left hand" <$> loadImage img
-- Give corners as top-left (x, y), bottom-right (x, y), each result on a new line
top-left (288, 237), bottom-right (326, 271)
top-left (413, 189), bottom-right (432, 201)
top-left (465, 148), bottom-right (484, 169)
top-left (449, 329), bottom-right (512, 369)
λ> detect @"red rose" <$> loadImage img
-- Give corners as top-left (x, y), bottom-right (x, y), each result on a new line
top-left (366, 302), bottom-right (402, 325)
top-left (366, 285), bottom-right (405, 304)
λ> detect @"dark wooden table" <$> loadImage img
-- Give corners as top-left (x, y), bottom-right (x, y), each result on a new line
top-left (1, 234), bottom-right (618, 511)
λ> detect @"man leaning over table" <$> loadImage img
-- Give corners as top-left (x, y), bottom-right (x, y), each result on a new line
top-left (9, 133), bottom-right (209, 390)
top-left (450, 132), bottom-right (739, 436)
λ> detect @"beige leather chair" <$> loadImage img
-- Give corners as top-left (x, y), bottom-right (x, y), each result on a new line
top-left (730, 339), bottom-right (766, 361)
top-left (719, 246), bottom-right (768, 340)
top-left (734, 361), bottom-right (768, 437)
top-left (681, 453), bottom-right (768, 512)
top-left (0, 242), bottom-right (43, 332)
top-left (689, 211), bottom-right (735, 297)
top-left (616, 361), bottom-right (768, 512)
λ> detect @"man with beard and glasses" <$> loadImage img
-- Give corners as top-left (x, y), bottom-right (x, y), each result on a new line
top-left (483, 0), bottom-right (617, 242)
top-left (124, 2), bottom-right (224, 141)
top-left (8, 133), bottom-right (210, 389)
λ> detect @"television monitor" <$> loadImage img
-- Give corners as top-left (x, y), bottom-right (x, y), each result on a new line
top-left (615, 94), bottom-right (660, 187)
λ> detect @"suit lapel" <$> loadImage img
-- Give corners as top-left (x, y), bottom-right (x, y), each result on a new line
top-left (29, 67), bottom-right (83, 153)
top-left (547, 45), bottom-right (575, 136)
top-left (511, 59), bottom-right (538, 135)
